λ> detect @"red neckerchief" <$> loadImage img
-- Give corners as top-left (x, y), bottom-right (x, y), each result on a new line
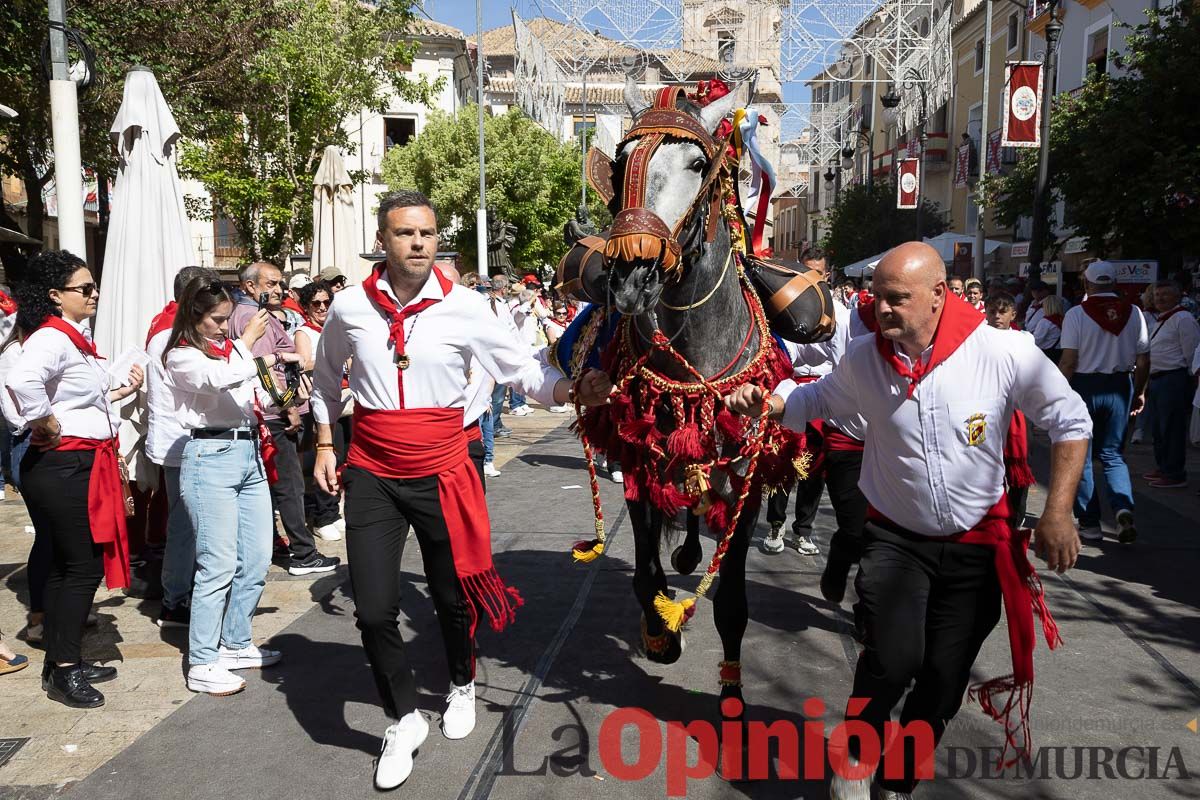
top-left (973, 300), bottom-right (986, 313)
top-left (40, 316), bottom-right (102, 360)
top-left (856, 298), bottom-right (878, 332)
top-left (1009, 321), bottom-right (1023, 331)
top-left (303, 321), bottom-right (324, 334)
top-left (874, 291), bottom-right (985, 398)
top-left (1044, 313), bottom-right (1063, 328)
top-left (1152, 306), bottom-right (1186, 339)
top-left (282, 296), bottom-right (305, 316)
top-left (361, 265), bottom-right (454, 407)
top-left (0, 290), bottom-right (16, 316)
top-left (1081, 294), bottom-right (1133, 335)
top-left (145, 301), bottom-right (178, 346)
top-left (180, 338), bottom-right (235, 361)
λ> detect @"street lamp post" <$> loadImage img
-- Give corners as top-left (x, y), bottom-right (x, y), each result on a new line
top-left (1027, 0), bottom-right (1062, 282)
top-left (475, 0), bottom-right (487, 277)
top-left (841, 124), bottom-right (874, 188)
top-left (881, 67), bottom-right (929, 240)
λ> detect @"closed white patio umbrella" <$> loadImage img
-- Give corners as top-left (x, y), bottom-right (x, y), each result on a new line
top-left (93, 67), bottom-right (196, 487)
top-left (922, 231), bottom-right (1006, 263)
top-left (310, 145), bottom-right (362, 283)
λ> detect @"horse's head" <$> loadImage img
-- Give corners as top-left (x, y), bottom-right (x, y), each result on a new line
top-left (604, 76), bottom-right (744, 316)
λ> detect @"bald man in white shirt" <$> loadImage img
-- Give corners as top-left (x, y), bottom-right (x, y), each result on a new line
top-left (726, 242), bottom-right (1090, 799)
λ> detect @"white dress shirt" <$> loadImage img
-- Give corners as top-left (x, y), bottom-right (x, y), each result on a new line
top-left (146, 329), bottom-right (188, 467)
top-left (783, 302), bottom-right (867, 440)
top-left (776, 325), bottom-right (1091, 537)
top-left (311, 270), bottom-right (563, 424)
top-left (1025, 302), bottom-right (1045, 331)
top-left (1059, 293), bottom-right (1150, 374)
top-left (0, 342), bottom-right (28, 431)
top-left (165, 342), bottom-right (260, 430)
top-left (5, 318), bottom-right (118, 439)
top-left (1149, 307), bottom-right (1200, 375)
top-left (1031, 317), bottom-right (1062, 351)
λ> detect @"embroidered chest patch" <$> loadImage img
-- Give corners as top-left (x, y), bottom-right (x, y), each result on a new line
top-left (965, 413), bottom-right (988, 447)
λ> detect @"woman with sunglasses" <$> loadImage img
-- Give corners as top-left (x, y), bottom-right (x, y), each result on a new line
top-left (164, 278), bottom-right (301, 696)
top-left (294, 282), bottom-right (346, 541)
top-left (5, 251), bottom-right (144, 708)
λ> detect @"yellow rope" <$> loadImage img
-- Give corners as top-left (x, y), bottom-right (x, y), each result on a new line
top-left (659, 247), bottom-right (735, 311)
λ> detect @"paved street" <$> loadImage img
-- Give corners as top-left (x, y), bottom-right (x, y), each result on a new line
top-left (1, 412), bottom-right (1198, 800)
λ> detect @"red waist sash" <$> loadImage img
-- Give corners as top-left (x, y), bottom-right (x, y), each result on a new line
top-left (55, 437), bottom-right (130, 590)
top-left (865, 497), bottom-right (1061, 766)
top-left (347, 406), bottom-right (521, 634)
top-left (823, 426), bottom-right (864, 453)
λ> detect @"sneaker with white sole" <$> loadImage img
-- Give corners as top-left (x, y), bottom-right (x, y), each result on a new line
top-left (287, 553), bottom-right (340, 576)
top-left (187, 664), bottom-right (246, 696)
top-left (829, 759), bottom-right (871, 800)
top-left (314, 522), bottom-right (342, 541)
top-left (510, 405), bottom-right (534, 417)
top-left (442, 682), bottom-right (476, 740)
top-left (791, 535), bottom-right (820, 556)
top-left (1115, 509), bottom-right (1137, 544)
top-left (1078, 525), bottom-right (1104, 542)
top-left (483, 462), bottom-right (501, 478)
top-left (762, 522), bottom-right (785, 554)
top-left (548, 404), bottom-right (572, 413)
top-left (376, 711), bottom-right (429, 790)
top-left (216, 644), bottom-right (282, 670)
top-left (610, 468), bottom-right (624, 484)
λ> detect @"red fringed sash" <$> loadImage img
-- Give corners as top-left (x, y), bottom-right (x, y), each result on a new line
top-left (56, 437), bottom-right (130, 590)
top-left (347, 406), bottom-right (521, 635)
top-left (1003, 411), bottom-right (1035, 489)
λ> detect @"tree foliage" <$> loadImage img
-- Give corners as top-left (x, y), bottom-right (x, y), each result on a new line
top-left (980, 9), bottom-right (1200, 269)
top-left (821, 180), bottom-right (947, 269)
top-left (179, 0), bottom-right (441, 263)
top-left (380, 105), bottom-right (609, 272)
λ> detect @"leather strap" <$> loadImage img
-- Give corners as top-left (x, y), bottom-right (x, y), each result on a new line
top-left (765, 268), bottom-right (835, 337)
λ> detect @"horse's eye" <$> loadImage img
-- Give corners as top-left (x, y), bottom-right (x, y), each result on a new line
top-left (689, 157), bottom-right (706, 172)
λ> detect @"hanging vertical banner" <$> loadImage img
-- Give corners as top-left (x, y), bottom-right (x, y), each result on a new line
top-left (986, 129), bottom-right (1003, 173)
top-left (1002, 62), bottom-right (1043, 148)
top-left (897, 157), bottom-right (920, 209)
top-left (954, 143), bottom-right (971, 188)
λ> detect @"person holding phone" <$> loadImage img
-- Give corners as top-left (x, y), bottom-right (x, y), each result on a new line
top-left (164, 277), bottom-right (302, 696)
top-left (5, 251), bottom-right (144, 708)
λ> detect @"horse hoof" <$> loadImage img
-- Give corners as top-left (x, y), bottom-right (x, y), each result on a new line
top-left (671, 544), bottom-right (703, 575)
top-left (642, 621), bottom-right (685, 664)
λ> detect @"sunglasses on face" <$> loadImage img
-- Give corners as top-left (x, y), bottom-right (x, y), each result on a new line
top-left (309, 299), bottom-right (331, 309)
top-left (60, 283), bottom-right (98, 298)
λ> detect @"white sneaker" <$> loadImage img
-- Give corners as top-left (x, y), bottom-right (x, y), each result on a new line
top-left (762, 523), bottom-right (785, 554)
top-left (375, 711), bottom-right (429, 790)
top-left (187, 664), bottom-right (246, 696)
top-left (1078, 525), bottom-right (1104, 542)
top-left (333, 517), bottom-right (346, 535)
top-left (829, 759), bottom-right (872, 800)
top-left (548, 404), bottom-right (572, 413)
top-left (611, 469), bottom-right (624, 484)
top-left (510, 405), bottom-right (534, 417)
top-left (442, 682), bottom-right (476, 740)
top-left (483, 462), bottom-right (501, 478)
top-left (314, 522), bottom-right (342, 541)
top-left (792, 535), bottom-right (820, 556)
top-left (216, 644), bottom-right (282, 670)
top-left (24, 622), bottom-right (43, 644)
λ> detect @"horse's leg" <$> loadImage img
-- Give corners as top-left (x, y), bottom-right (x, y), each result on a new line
top-left (710, 504), bottom-right (762, 779)
top-left (627, 498), bottom-right (684, 664)
top-left (669, 511), bottom-right (704, 575)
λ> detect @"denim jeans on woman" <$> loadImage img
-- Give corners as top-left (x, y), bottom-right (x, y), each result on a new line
top-left (1071, 372), bottom-right (1135, 526)
top-left (159, 466), bottom-right (195, 611)
top-left (182, 437), bottom-right (272, 666)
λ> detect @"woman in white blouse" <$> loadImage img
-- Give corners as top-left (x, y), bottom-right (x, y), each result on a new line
top-left (1031, 294), bottom-right (1066, 362)
top-left (163, 277), bottom-right (302, 696)
top-left (6, 251), bottom-right (143, 709)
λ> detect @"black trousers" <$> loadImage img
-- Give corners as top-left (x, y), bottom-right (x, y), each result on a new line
top-left (21, 449), bottom-right (104, 665)
top-left (267, 419), bottom-right (317, 561)
top-left (766, 448), bottom-right (867, 561)
top-left (849, 523), bottom-right (1002, 793)
top-left (468, 437), bottom-right (486, 490)
top-left (301, 414), bottom-right (348, 526)
top-left (766, 470), bottom-right (823, 535)
top-left (343, 466), bottom-right (474, 719)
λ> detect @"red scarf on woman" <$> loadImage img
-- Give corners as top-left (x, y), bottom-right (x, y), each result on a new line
top-left (1043, 313), bottom-right (1063, 328)
top-left (361, 265), bottom-right (455, 406)
top-left (39, 316), bottom-right (130, 589)
top-left (145, 301), bottom-right (177, 346)
top-left (347, 406), bottom-right (521, 636)
top-left (874, 292), bottom-right (984, 398)
top-left (1082, 295), bottom-right (1133, 335)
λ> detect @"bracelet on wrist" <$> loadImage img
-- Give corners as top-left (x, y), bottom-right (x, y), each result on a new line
top-left (315, 443), bottom-right (335, 451)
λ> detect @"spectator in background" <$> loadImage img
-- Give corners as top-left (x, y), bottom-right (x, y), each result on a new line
top-left (1024, 280), bottom-right (1052, 330)
top-left (319, 266), bottom-right (347, 293)
top-left (507, 289), bottom-right (546, 417)
top-left (964, 278), bottom-right (984, 311)
top-left (1031, 294), bottom-right (1066, 363)
top-left (485, 275), bottom-right (518, 436)
top-left (1145, 282), bottom-right (1200, 489)
top-left (946, 276), bottom-right (964, 298)
top-left (1130, 285), bottom-right (1159, 445)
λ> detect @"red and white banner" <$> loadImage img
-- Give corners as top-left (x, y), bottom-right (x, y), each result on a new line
top-left (897, 158), bottom-right (920, 209)
top-left (986, 129), bottom-right (1003, 173)
top-left (1002, 62), bottom-right (1043, 148)
top-left (954, 144), bottom-right (971, 188)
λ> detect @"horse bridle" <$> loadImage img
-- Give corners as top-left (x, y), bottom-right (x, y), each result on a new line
top-left (604, 87), bottom-right (731, 283)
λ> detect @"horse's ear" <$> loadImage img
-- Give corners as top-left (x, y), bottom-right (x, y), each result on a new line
top-left (698, 82), bottom-right (748, 135)
top-left (624, 74), bottom-right (649, 117)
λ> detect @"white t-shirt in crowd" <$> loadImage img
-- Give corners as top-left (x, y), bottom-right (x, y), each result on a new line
top-left (1059, 293), bottom-right (1150, 374)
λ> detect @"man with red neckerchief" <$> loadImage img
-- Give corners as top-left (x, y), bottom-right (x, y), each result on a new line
top-left (1144, 280), bottom-right (1200, 489)
top-left (725, 242), bottom-right (1091, 799)
top-left (310, 190), bottom-right (612, 791)
top-left (1059, 260), bottom-right (1151, 544)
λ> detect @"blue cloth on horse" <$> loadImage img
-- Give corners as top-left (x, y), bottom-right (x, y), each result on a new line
top-left (554, 304), bottom-right (623, 379)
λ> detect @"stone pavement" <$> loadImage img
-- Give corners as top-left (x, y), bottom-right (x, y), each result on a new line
top-left (0, 411), bottom-right (1198, 800)
top-left (0, 405), bottom-right (570, 796)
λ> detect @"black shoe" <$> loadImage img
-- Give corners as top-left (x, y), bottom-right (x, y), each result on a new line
top-left (287, 553), bottom-right (341, 576)
top-left (156, 604), bottom-right (191, 629)
top-left (820, 556), bottom-right (853, 604)
top-left (45, 665), bottom-right (105, 708)
top-left (42, 661), bottom-right (118, 690)
top-left (495, 427), bottom-right (512, 439)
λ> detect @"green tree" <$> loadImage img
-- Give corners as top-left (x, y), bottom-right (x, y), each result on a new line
top-left (179, 0), bottom-right (441, 263)
top-left (980, 9), bottom-right (1200, 271)
top-left (380, 105), bottom-right (609, 272)
top-left (0, 0), bottom-right (281, 277)
top-left (821, 180), bottom-right (947, 269)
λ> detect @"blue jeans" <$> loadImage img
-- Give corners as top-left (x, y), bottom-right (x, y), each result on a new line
top-left (480, 410), bottom-right (495, 463)
top-left (9, 429), bottom-right (31, 490)
top-left (160, 465), bottom-right (196, 610)
top-left (1072, 372), bottom-right (1135, 526)
top-left (182, 438), bottom-right (272, 666)
top-left (491, 383), bottom-right (511, 429)
top-left (1149, 369), bottom-right (1191, 481)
